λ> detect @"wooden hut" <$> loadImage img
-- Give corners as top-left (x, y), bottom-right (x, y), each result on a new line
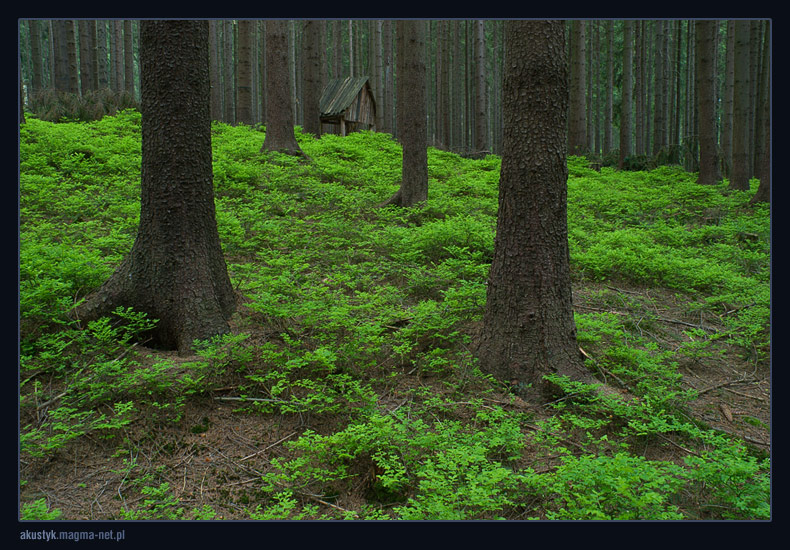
top-left (319, 77), bottom-right (376, 136)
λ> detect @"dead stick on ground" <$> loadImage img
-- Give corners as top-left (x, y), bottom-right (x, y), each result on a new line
top-left (239, 431), bottom-right (298, 462)
top-left (697, 377), bottom-right (755, 396)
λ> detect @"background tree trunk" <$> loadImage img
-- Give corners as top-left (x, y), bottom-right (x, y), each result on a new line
top-left (302, 20), bottom-right (322, 136)
top-left (113, 21), bottom-right (124, 93)
top-left (78, 20), bottom-right (94, 95)
top-left (223, 20), bottom-right (234, 124)
top-left (474, 20), bottom-right (488, 152)
top-left (209, 21), bottom-right (222, 122)
top-left (96, 21), bottom-right (108, 89)
top-left (568, 20), bottom-right (587, 156)
top-left (381, 20), bottom-right (427, 207)
top-left (123, 20), bottom-right (135, 97)
top-left (730, 20), bottom-right (751, 191)
top-left (28, 20), bottom-right (44, 94)
top-left (604, 20), bottom-right (614, 155)
top-left (619, 20), bottom-right (633, 169)
top-left (695, 20), bottom-right (720, 185)
top-left (475, 20), bottom-right (595, 400)
top-left (261, 20), bottom-right (304, 156)
top-left (74, 20), bottom-right (236, 353)
top-left (236, 20), bottom-right (253, 126)
top-left (751, 21), bottom-right (770, 204)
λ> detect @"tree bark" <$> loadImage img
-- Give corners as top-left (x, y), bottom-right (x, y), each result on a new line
top-left (96, 21), bottom-right (108, 89)
top-left (730, 20), bottom-right (751, 191)
top-left (223, 20), bottom-right (234, 124)
top-left (28, 20), bottom-right (44, 94)
top-left (78, 20), bottom-right (94, 95)
top-left (74, 20), bottom-right (236, 354)
top-left (261, 20), bottom-right (305, 157)
top-left (474, 20), bottom-right (488, 153)
top-left (751, 21), bottom-right (770, 204)
top-left (209, 21), bottom-right (222, 122)
top-left (124, 20), bottom-right (135, 97)
top-left (381, 20), bottom-right (427, 207)
top-left (604, 20), bottom-right (614, 155)
top-left (568, 20), bottom-right (587, 156)
top-left (474, 20), bottom-right (596, 401)
top-left (619, 21), bottom-right (633, 169)
top-left (695, 20), bottom-right (721, 185)
top-left (302, 20), bottom-right (322, 136)
top-left (236, 20), bottom-right (253, 126)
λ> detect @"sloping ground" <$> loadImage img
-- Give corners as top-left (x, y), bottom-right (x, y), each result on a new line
top-left (19, 115), bottom-right (770, 521)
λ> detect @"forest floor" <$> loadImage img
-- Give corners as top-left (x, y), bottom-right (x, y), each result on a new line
top-left (19, 117), bottom-right (771, 522)
top-left (20, 280), bottom-right (770, 521)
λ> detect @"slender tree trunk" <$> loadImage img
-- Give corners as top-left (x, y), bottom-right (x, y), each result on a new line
top-left (634, 21), bottom-right (644, 156)
top-left (382, 20), bottom-right (393, 135)
top-left (696, 20), bottom-right (720, 185)
top-left (475, 20), bottom-right (596, 401)
top-left (720, 21), bottom-right (734, 177)
top-left (568, 20), bottom-right (587, 156)
top-left (124, 20), bottom-right (135, 97)
top-left (261, 20), bottom-right (305, 157)
top-left (29, 20), bottom-right (44, 94)
top-left (236, 20), bottom-right (253, 126)
top-left (751, 21), bottom-right (770, 203)
top-left (96, 21), bottom-right (108, 89)
top-left (209, 21), bottom-right (222, 121)
top-left (474, 20), bottom-right (488, 152)
top-left (74, 20), bottom-right (236, 353)
top-left (381, 20), bottom-right (427, 207)
top-left (604, 20), bottom-right (614, 155)
top-left (731, 20), bottom-right (751, 190)
top-left (78, 20), bottom-right (94, 95)
top-left (653, 21), bottom-right (665, 156)
top-left (374, 20), bottom-right (384, 131)
top-left (333, 20), bottom-right (342, 79)
top-left (113, 21), bottom-right (124, 93)
top-left (748, 20), bottom-right (761, 178)
top-left (302, 20), bottom-right (322, 135)
top-left (223, 20), bottom-right (234, 124)
top-left (619, 21), bottom-right (633, 169)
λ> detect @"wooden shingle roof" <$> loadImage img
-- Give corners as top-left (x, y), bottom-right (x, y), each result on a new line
top-left (319, 77), bottom-right (373, 118)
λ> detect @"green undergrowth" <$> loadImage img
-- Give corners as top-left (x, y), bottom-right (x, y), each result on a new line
top-left (19, 111), bottom-right (770, 520)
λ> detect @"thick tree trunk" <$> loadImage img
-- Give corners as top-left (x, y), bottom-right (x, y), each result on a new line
top-left (74, 20), bottom-right (236, 354)
top-left (380, 20), bottom-right (427, 207)
top-left (261, 20), bottom-right (305, 157)
top-left (696, 20), bottom-right (721, 185)
top-left (474, 20), bottom-right (596, 401)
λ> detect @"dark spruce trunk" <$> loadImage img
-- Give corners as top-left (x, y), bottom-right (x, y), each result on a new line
top-left (474, 20), bottom-right (596, 401)
top-left (380, 20), bottom-right (427, 208)
top-left (74, 20), bottom-right (236, 353)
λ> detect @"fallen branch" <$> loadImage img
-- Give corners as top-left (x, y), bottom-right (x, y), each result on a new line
top-left (239, 431), bottom-right (298, 462)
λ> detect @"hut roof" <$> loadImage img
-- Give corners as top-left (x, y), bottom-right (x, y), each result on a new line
top-left (319, 77), bottom-right (374, 118)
